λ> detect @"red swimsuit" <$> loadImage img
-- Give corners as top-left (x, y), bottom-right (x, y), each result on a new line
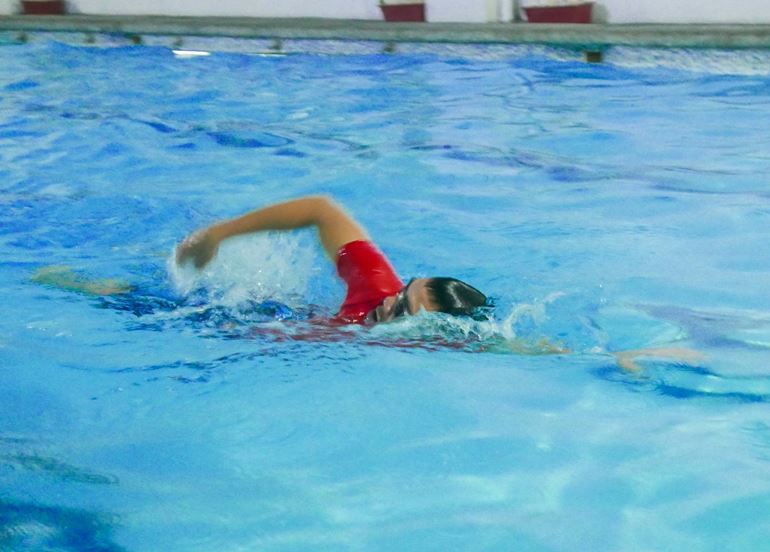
top-left (334, 240), bottom-right (403, 324)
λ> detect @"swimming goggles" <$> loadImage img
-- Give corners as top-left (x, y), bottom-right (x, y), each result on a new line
top-left (373, 278), bottom-right (415, 323)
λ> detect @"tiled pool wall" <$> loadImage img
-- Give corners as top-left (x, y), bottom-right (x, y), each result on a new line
top-left (2, 28), bottom-right (770, 76)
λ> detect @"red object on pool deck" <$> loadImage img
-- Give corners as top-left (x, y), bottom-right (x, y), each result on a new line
top-left (380, 3), bottom-right (426, 22)
top-left (22, 0), bottom-right (66, 14)
top-left (524, 2), bottom-right (594, 23)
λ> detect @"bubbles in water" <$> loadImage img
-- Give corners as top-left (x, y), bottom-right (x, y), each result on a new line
top-left (167, 232), bottom-right (317, 309)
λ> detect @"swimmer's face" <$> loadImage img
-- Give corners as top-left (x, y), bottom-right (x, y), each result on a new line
top-left (366, 278), bottom-right (436, 324)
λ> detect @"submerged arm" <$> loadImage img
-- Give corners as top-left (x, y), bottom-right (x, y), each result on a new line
top-left (176, 196), bottom-right (368, 268)
top-left (613, 347), bottom-right (705, 373)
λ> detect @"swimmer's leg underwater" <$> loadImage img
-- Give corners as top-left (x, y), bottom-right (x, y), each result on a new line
top-left (31, 265), bottom-right (132, 296)
top-left (30, 265), bottom-right (296, 322)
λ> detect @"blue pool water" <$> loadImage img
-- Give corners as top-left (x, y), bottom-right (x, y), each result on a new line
top-left (2, 40), bottom-right (770, 550)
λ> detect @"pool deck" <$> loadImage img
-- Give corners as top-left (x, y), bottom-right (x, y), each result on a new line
top-left (2, 15), bottom-right (770, 49)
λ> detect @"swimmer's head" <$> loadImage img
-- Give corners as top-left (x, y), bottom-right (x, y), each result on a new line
top-left (367, 277), bottom-right (487, 323)
top-left (424, 277), bottom-right (488, 316)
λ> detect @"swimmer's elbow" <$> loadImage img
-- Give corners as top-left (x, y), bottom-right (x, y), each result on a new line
top-left (306, 196), bottom-right (349, 226)
top-left (303, 196), bottom-right (368, 257)
top-left (307, 195), bottom-right (342, 218)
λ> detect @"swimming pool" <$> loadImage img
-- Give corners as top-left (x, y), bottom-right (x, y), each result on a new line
top-left (2, 37), bottom-right (770, 550)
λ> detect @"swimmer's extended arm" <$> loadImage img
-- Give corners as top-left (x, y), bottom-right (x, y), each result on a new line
top-left (612, 347), bottom-right (704, 373)
top-left (176, 196), bottom-right (368, 268)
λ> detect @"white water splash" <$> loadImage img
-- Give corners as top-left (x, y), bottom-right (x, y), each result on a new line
top-left (497, 292), bottom-right (567, 341)
top-left (167, 232), bottom-right (317, 308)
top-left (364, 291), bottom-right (571, 354)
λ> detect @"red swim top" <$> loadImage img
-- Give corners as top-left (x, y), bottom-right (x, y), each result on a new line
top-left (334, 240), bottom-right (404, 324)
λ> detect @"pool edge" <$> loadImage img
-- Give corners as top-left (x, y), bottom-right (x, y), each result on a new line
top-left (2, 15), bottom-right (770, 49)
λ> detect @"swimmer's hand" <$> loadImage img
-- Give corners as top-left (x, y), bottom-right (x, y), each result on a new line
top-left (613, 347), bottom-right (705, 373)
top-left (176, 227), bottom-right (221, 269)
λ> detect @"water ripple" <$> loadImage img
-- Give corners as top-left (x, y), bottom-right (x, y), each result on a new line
top-left (2, 453), bottom-right (118, 485)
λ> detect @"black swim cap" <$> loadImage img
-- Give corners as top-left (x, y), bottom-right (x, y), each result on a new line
top-left (424, 277), bottom-right (487, 316)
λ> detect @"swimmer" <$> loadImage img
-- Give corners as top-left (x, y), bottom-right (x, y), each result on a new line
top-left (175, 195), bottom-right (488, 325)
top-left (30, 195), bottom-right (703, 371)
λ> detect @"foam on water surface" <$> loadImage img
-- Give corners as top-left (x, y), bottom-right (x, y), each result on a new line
top-left (168, 232), bottom-right (315, 308)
